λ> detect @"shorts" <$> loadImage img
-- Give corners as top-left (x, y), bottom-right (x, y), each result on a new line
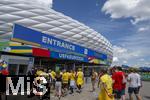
top-left (121, 89), bottom-right (125, 95)
top-left (128, 87), bottom-right (139, 94)
top-left (137, 86), bottom-right (141, 91)
top-left (113, 90), bottom-right (121, 99)
top-left (70, 80), bottom-right (75, 87)
top-left (55, 82), bottom-right (62, 94)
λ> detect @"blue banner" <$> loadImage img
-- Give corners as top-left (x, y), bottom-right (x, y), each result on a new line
top-left (12, 24), bottom-right (107, 60)
top-left (51, 51), bottom-right (88, 62)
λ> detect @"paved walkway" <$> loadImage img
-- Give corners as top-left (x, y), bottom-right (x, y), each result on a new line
top-left (50, 81), bottom-right (150, 100)
top-left (137, 81), bottom-right (150, 100)
top-left (50, 83), bottom-right (99, 100)
top-left (6, 81), bottom-right (150, 100)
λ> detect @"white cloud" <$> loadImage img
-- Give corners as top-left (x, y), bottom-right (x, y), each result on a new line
top-left (138, 26), bottom-right (149, 32)
top-left (113, 57), bottom-right (119, 62)
top-left (123, 60), bottom-right (127, 64)
top-left (112, 45), bottom-right (145, 66)
top-left (139, 58), bottom-right (145, 61)
top-left (101, 0), bottom-right (150, 67)
top-left (112, 31), bottom-right (150, 67)
top-left (145, 62), bottom-right (150, 66)
top-left (102, 0), bottom-right (150, 24)
top-left (113, 45), bottom-right (141, 60)
top-left (113, 45), bottom-right (127, 53)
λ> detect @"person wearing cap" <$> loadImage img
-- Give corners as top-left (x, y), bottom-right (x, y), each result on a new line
top-left (76, 68), bottom-right (84, 93)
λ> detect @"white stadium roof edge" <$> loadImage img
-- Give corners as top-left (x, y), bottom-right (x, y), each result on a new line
top-left (0, 0), bottom-right (113, 57)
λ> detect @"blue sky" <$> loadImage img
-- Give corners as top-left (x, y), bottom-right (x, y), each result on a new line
top-left (52, 0), bottom-right (150, 67)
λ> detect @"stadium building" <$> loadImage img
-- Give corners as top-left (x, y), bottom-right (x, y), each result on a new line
top-left (0, 0), bottom-right (113, 75)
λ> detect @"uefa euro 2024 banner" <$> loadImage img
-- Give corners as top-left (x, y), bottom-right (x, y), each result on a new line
top-left (12, 24), bottom-right (107, 60)
top-left (50, 51), bottom-right (88, 62)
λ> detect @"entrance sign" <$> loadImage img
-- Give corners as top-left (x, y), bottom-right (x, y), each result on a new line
top-left (42, 36), bottom-right (75, 51)
top-left (12, 24), bottom-right (107, 60)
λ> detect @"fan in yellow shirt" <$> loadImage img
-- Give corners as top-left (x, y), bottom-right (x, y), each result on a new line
top-left (51, 70), bottom-right (56, 79)
top-left (98, 68), bottom-right (114, 100)
top-left (62, 70), bottom-right (69, 90)
top-left (76, 68), bottom-right (84, 93)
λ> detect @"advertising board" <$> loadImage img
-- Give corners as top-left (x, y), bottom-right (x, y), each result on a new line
top-left (50, 51), bottom-right (88, 62)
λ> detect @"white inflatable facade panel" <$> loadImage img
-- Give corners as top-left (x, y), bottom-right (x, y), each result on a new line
top-left (0, 0), bottom-right (113, 57)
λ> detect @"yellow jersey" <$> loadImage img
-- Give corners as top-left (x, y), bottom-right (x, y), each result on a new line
top-left (99, 74), bottom-right (114, 100)
top-left (51, 71), bottom-right (56, 79)
top-left (77, 71), bottom-right (84, 85)
top-left (70, 72), bottom-right (75, 81)
top-left (62, 72), bottom-right (69, 83)
top-left (36, 70), bottom-right (43, 76)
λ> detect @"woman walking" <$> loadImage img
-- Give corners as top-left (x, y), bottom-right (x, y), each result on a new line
top-left (55, 71), bottom-right (62, 99)
top-left (76, 68), bottom-right (84, 93)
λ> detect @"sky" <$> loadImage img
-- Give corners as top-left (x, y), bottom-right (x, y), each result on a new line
top-left (50, 0), bottom-right (150, 67)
